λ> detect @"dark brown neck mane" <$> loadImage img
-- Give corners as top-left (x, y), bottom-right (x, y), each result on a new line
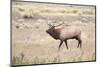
top-left (48, 28), bottom-right (60, 40)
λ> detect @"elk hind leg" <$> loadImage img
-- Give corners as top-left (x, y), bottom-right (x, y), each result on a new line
top-left (77, 38), bottom-right (82, 48)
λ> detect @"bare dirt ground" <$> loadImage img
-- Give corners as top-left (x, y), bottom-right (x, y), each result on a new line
top-left (12, 2), bottom-right (96, 65)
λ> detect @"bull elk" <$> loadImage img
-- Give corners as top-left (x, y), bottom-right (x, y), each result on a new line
top-left (46, 21), bottom-right (82, 50)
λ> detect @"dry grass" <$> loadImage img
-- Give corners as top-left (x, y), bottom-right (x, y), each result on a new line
top-left (12, 2), bottom-right (95, 18)
top-left (12, 1), bottom-right (96, 65)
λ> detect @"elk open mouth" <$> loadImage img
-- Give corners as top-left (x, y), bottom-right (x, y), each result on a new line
top-left (46, 30), bottom-right (49, 33)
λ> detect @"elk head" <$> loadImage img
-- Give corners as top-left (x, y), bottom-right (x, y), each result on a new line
top-left (46, 21), bottom-right (64, 39)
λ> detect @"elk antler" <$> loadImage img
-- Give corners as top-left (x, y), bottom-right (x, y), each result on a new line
top-left (47, 21), bottom-right (54, 28)
top-left (47, 20), bottom-right (64, 27)
top-left (55, 21), bottom-right (64, 27)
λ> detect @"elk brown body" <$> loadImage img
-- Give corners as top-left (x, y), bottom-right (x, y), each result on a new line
top-left (46, 25), bottom-right (82, 50)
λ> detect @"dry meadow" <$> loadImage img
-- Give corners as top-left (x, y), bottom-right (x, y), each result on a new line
top-left (12, 1), bottom-right (96, 65)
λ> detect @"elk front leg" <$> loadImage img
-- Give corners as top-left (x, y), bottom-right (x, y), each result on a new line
top-left (64, 40), bottom-right (68, 49)
top-left (59, 40), bottom-right (63, 50)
